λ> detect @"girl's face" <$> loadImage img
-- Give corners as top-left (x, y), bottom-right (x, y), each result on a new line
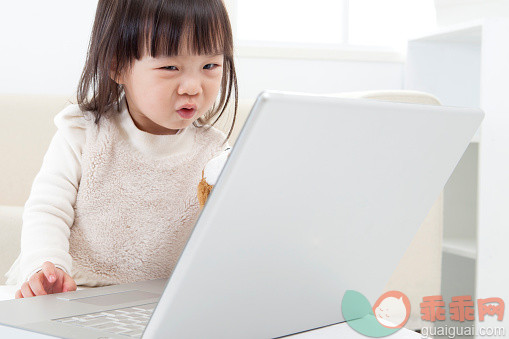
top-left (117, 48), bottom-right (224, 135)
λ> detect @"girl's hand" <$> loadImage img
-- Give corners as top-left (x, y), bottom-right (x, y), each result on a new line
top-left (14, 261), bottom-right (77, 299)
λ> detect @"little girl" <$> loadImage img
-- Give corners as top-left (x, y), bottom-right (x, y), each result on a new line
top-left (5, 0), bottom-right (238, 298)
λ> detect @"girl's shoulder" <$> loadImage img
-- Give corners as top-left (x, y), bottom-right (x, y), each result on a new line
top-left (53, 103), bottom-right (93, 131)
top-left (52, 103), bottom-right (93, 156)
top-left (194, 124), bottom-right (231, 152)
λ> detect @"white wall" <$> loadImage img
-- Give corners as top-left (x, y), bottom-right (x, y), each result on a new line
top-left (0, 1), bottom-right (404, 98)
top-left (435, 0), bottom-right (509, 27)
top-left (0, 1), bottom-right (96, 95)
top-left (236, 58), bottom-right (403, 99)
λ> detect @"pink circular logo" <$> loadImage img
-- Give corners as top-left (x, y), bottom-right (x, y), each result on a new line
top-left (373, 291), bottom-right (411, 329)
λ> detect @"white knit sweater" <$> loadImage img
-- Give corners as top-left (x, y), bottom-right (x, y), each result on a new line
top-left (5, 97), bottom-right (229, 289)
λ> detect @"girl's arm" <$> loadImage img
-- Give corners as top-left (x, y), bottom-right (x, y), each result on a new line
top-left (9, 106), bottom-right (85, 289)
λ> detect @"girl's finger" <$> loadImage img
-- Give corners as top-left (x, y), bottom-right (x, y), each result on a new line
top-left (53, 272), bottom-right (65, 294)
top-left (63, 275), bottom-right (77, 293)
top-left (28, 276), bottom-right (48, 296)
top-left (20, 282), bottom-right (35, 298)
top-left (14, 289), bottom-right (22, 299)
top-left (41, 261), bottom-right (57, 283)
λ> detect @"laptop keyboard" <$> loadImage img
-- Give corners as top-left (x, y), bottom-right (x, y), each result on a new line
top-left (52, 302), bottom-right (157, 337)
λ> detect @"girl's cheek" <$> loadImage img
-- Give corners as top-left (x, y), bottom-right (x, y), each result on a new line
top-left (205, 77), bottom-right (221, 91)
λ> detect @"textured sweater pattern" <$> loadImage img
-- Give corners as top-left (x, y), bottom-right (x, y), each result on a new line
top-left (5, 97), bottom-right (228, 288)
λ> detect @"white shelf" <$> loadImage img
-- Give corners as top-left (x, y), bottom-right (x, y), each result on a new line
top-left (443, 238), bottom-right (477, 260)
top-left (411, 20), bottom-right (483, 43)
top-left (406, 21), bottom-right (481, 331)
top-left (406, 24), bottom-right (482, 110)
top-left (407, 18), bottom-right (509, 337)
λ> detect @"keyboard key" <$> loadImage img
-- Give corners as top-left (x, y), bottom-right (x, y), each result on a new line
top-left (58, 320), bottom-right (83, 326)
top-left (115, 309), bottom-right (132, 314)
top-left (91, 322), bottom-right (118, 329)
top-left (57, 318), bottom-right (79, 323)
top-left (121, 330), bottom-right (144, 337)
top-left (120, 324), bottom-right (143, 331)
top-left (100, 311), bottom-right (117, 316)
top-left (80, 318), bottom-right (111, 327)
top-left (111, 326), bottom-right (132, 334)
top-left (132, 303), bottom-right (157, 310)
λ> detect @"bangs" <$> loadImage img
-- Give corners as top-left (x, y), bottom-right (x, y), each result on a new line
top-left (139, 0), bottom-right (230, 58)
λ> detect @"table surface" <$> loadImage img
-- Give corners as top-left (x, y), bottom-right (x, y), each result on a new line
top-left (0, 285), bottom-right (423, 338)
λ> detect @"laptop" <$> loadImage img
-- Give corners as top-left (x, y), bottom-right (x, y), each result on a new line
top-left (0, 90), bottom-right (483, 338)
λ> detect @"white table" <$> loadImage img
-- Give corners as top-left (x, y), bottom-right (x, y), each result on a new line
top-left (0, 285), bottom-right (423, 338)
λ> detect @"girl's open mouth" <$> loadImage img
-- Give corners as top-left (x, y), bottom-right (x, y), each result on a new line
top-left (177, 108), bottom-right (196, 119)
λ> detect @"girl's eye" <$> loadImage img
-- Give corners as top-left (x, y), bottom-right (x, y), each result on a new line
top-left (204, 64), bottom-right (220, 70)
top-left (160, 64), bottom-right (221, 71)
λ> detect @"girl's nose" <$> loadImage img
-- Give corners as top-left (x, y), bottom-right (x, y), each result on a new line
top-left (177, 77), bottom-right (201, 96)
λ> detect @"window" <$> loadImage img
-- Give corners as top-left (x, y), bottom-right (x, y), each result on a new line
top-left (237, 0), bottom-right (345, 45)
top-left (348, 0), bottom-right (437, 51)
top-left (232, 0), bottom-right (437, 59)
